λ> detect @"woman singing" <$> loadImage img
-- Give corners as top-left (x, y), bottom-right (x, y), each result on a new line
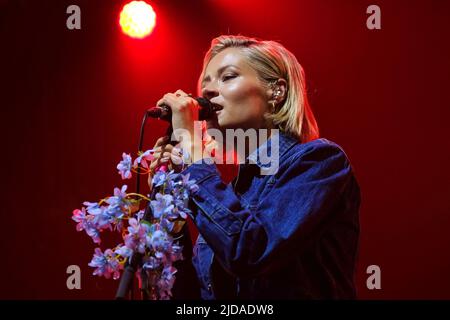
top-left (149, 35), bottom-right (361, 299)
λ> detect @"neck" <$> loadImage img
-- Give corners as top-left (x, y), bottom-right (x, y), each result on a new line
top-left (233, 127), bottom-right (274, 165)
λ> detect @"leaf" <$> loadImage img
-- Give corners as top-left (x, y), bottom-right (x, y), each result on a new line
top-left (171, 220), bottom-right (186, 235)
top-left (128, 199), bottom-right (141, 214)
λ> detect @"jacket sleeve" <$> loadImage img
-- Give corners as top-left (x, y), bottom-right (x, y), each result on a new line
top-left (182, 141), bottom-right (357, 277)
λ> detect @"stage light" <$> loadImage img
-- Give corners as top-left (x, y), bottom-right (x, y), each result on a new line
top-left (119, 1), bottom-right (156, 39)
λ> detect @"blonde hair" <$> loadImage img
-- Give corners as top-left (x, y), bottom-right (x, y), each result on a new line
top-left (198, 35), bottom-right (319, 142)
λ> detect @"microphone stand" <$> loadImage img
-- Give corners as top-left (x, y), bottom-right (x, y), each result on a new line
top-left (115, 111), bottom-right (175, 300)
top-left (115, 97), bottom-right (213, 299)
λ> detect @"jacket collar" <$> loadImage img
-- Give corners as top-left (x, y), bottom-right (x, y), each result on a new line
top-left (247, 130), bottom-right (299, 170)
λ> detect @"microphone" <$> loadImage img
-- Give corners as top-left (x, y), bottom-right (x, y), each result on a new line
top-left (146, 97), bottom-right (221, 122)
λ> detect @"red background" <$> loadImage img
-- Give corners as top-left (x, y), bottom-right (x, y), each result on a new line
top-left (1, 0), bottom-right (449, 299)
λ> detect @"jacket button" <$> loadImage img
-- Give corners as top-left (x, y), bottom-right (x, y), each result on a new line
top-left (207, 283), bottom-right (212, 292)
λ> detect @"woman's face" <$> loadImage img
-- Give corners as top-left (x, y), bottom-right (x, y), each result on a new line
top-left (201, 47), bottom-right (272, 131)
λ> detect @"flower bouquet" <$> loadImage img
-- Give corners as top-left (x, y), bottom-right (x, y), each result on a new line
top-left (72, 150), bottom-right (198, 299)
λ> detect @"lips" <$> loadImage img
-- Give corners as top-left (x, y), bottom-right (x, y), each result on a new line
top-left (211, 103), bottom-right (223, 111)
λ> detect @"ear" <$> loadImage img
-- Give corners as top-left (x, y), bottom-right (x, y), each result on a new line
top-left (267, 78), bottom-right (288, 106)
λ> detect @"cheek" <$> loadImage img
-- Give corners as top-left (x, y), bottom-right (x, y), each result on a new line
top-left (222, 80), bottom-right (267, 111)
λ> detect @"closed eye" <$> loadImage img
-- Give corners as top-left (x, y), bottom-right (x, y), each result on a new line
top-left (222, 74), bottom-right (237, 82)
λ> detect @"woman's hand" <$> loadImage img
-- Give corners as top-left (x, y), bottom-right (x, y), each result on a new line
top-left (147, 136), bottom-right (185, 191)
top-left (156, 89), bottom-right (199, 136)
top-left (156, 89), bottom-right (204, 163)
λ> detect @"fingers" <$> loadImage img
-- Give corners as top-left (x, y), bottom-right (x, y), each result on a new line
top-left (148, 136), bottom-right (169, 189)
top-left (149, 147), bottom-right (173, 171)
top-left (156, 93), bottom-right (176, 108)
top-left (153, 144), bottom-right (174, 158)
top-left (156, 90), bottom-right (196, 114)
top-left (150, 145), bottom-right (184, 171)
top-left (170, 147), bottom-right (184, 166)
top-left (153, 135), bottom-right (169, 149)
top-left (156, 91), bottom-right (189, 107)
top-left (152, 136), bottom-right (173, 161)
top-left (175, 89), bottom-right (191, 97)
top-left (148, 140), bottom-right (185, 190)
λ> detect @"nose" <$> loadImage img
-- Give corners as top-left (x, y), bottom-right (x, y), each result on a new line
top-left (202, 82), bottom-right (219, 101)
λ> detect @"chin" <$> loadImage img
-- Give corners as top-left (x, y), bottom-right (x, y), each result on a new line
top-left (218, 119), bottom-right (233, 130)
top-left (217, 116), bottom-right (244, 130)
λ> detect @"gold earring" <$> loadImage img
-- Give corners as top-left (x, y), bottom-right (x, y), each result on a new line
top-left (270, 101), bottom-right (276, 112)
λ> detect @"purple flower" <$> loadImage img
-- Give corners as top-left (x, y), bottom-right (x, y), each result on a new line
top-left (152, 171), bottom-right (167, 188)
top-left (142, 255), bottom-right (161, 270)
top-left (181, 173), bottom-right (199, 193)
top-left (160, 217), bottom-right (174, 232)
top-left (72, 208), bottom-right (88, 232)
top-left (151, 170), bottom-right (179, 190)
top-left (157, 266), bottom-right (177, 300)
top-left (105, 204), bottom-right (125, 224)
top-left (85, 226), bottom-right (101, 244)
top-left (117, 153), bottom-right (133, 180)
top-left (124, 218), bottom-right (150, 254)
top-left (133, 149), bottom-right (154, 169)
top-left (83, 201), bottom-right (103, 216)
top-left (170, 244), bottom-right (183, 262)
top-left (88, 248), bottom-right (122, 279)
top-left (150, 193), bottom-right (174, 219)
top-left (135, 209), bottom-right (145, 221)
top-left (149, 230), bottom-right (171, 254)
top-left (72, 208), bottom-right (101, 243)
top-left (90, 206), bottom-right (112, 230)
top-left (171, 198), bottom-right (190, 220)
top-left (105, 185), bottom-right (128, 208)
top-left (115, 245), bottom-right (133, 258)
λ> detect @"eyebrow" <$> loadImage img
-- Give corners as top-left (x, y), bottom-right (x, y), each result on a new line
top-left (201, 65), bottom-right (239, 87)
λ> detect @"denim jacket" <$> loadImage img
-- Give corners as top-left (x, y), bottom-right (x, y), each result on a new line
top-left (180, 132), bottom-right (360, 299)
